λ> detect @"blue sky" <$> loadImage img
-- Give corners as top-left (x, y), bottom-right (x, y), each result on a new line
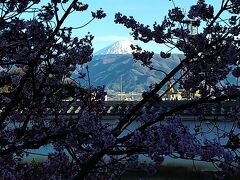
top-left (38, 1), bottom-right (223, 53)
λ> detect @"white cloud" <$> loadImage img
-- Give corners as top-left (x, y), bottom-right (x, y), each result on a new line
top-left (94, 35), bottom-right (134, 42)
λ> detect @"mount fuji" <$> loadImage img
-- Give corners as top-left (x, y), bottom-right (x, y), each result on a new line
top-left (94, 40), bottom-right (133, 55)
top-left (73, 40), bottom-right (182, 92)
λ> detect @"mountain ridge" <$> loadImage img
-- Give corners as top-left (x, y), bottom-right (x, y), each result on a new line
top-left (73, 41), bottom-right (182, 92)
top-left (74, 54), bottom-right (181, 92)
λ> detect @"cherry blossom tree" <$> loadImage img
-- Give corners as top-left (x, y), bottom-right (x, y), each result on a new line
top-left (113, 0), bottom-right (240, 178)
top-left (0, 0), bottom-right (239, 179)
top-left (0, 0), bottom-right (107, 179)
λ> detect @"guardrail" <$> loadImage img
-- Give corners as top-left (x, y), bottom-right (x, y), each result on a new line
top-left (48, 100), bottom-right (239, 117)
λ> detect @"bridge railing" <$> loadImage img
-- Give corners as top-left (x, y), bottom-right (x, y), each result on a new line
top-left (44, 100), bottom-right (239, 118)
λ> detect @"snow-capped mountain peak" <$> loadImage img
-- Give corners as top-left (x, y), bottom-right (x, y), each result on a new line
top-left (94, 40), bottom-right (133, 55)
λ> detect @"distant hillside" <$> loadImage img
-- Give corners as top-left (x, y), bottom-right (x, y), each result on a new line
top-left (73, 41), bottom-right (182, 92)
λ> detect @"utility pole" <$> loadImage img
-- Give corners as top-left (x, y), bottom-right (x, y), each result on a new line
top-left (120, 75), bottom-right (123, 101)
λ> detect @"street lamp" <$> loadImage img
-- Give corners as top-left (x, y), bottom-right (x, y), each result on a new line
top-left (182, 18), bottom-right (198, 36)
top-left (180, 18), bottom-right (199, 100)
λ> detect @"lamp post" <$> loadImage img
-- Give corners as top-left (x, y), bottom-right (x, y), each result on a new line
top-left (181, 18), bottom-right (199, 100)
top-left (182, 18), bottom-right (198, 36)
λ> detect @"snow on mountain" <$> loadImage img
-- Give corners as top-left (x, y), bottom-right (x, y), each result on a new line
top-left (94, 40), bottom-right (133, 55)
